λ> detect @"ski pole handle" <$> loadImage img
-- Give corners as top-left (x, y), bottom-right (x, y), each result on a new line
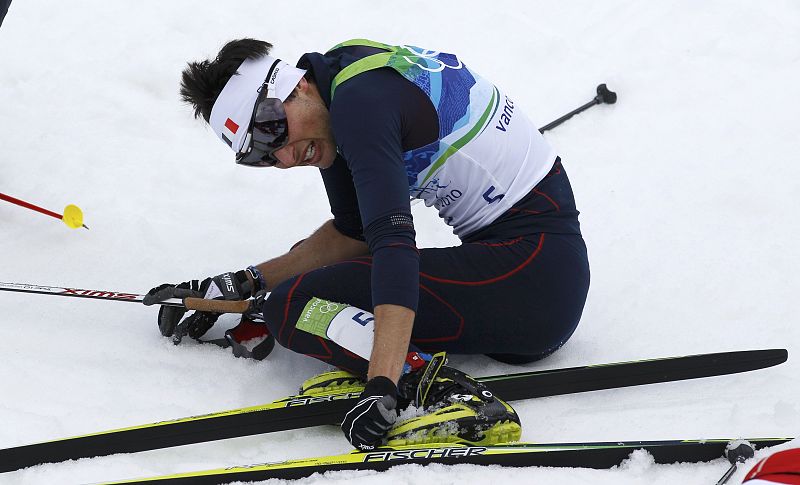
top-left (183, 297), bottom-right (251, 314)
top-left (169, 287), bottom-right (253, 314)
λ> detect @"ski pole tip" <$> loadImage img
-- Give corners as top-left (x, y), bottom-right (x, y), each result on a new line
top-left (62, 204), bottom-right (85, 229)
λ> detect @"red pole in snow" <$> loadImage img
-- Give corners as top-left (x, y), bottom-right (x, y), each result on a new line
top-left (0, 192), bottom-right (88, 229)
top-left (1, 192), bottom-right (63, 220)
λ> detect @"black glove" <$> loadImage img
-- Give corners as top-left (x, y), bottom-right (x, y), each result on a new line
top-left (144, 270), bottom-right (256, 344)
top-left (341, 376), bottom-right (398, 451)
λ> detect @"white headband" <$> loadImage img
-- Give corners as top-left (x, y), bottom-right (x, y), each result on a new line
top-left (209, 55), bottom-right (306, 153)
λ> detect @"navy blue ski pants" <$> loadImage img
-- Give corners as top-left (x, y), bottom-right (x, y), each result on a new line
top-left (262, 159), bottom-right (590, 376)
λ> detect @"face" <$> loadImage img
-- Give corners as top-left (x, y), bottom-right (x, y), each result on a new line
top-left (270, 78), bottom-right (336, 170)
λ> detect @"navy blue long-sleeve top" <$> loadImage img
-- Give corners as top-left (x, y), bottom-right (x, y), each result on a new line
top-left (298, 46), bottom-right (439, 312)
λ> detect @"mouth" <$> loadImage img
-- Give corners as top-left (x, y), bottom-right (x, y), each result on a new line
top-left (301, 142), bottom-right (317, 165)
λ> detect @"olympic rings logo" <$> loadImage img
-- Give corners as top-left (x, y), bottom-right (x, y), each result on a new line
top-left (400, 45), bottom-right (463, 73)
top-left (317, 301), bottom-right (341, 314)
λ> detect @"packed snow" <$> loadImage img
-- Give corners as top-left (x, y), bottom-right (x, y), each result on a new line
top-left (1, 1), bottom-right (799, 484)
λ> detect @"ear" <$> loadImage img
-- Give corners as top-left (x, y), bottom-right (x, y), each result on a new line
top-left (285, 77), bottom-right (309, 101)
top-left (288, 76), bottom-right (320, 103)
top-left (294, 76), bottom-right (309, 94)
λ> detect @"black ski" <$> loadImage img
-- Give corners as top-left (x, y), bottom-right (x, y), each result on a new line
top-left (0, 348), bottom-right (787, 473)
top-left (101, 438), bottom-right (793, 484)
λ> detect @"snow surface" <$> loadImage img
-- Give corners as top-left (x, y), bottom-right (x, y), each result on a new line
top-left (1, 0), bottom-right (799, 484)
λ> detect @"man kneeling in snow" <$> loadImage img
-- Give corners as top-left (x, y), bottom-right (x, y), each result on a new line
top-left (145, 38), bottom-right (589, 450)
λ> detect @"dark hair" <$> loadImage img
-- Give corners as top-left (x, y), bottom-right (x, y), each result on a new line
top-left (180, 38), bottom-right (273, 122)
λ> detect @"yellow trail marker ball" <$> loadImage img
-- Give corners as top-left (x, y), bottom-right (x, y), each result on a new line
top-left (62, 204), bottom-right (85, 229)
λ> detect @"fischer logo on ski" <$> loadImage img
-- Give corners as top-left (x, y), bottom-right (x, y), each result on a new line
top-left (362, 446), bottom-right (488, 462)
top-left (285, 392), bottom-right (362, 407)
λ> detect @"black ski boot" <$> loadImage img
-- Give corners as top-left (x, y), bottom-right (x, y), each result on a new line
top-left (389, 352), bottom-right (522, 446)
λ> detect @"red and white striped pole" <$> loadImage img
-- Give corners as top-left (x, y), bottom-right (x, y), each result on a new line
top-left (0, 281), bottom-right (252, 313)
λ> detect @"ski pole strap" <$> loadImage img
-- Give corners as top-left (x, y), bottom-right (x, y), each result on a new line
top-left (414, 352), bottom-right (448, 407)
top-left (194, 317), bottom-right (274, 360)
top-left (246, 265), bottom-right (267, 294)
top-left (225, 320), bottom-right (275, 360)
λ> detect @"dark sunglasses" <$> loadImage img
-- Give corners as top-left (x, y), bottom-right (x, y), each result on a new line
top-left (235, 63), bottom-right (290, 167)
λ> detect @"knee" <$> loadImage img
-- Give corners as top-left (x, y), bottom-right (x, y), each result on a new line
top-left (488, 348), bottom-right (557, 364)
top-left (261, 277), bottom-right (302, 346)
top-left (486, 353), bottom-right (544, 365)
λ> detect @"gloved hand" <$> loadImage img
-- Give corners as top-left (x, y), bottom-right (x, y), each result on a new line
top-left (341, 376), bottom-right (398, 451)
top-left (143, 269), bottom-right (258, 344)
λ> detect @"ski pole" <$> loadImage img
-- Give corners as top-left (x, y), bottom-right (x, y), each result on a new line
top-left (0, 192), bottom-right (89, 229)
top-left (715, 441), bottom-right (755, 485)
top-left (0, 281), bottom-right (251, 313)
top-left (539, 83), bottom-right (617, 133)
